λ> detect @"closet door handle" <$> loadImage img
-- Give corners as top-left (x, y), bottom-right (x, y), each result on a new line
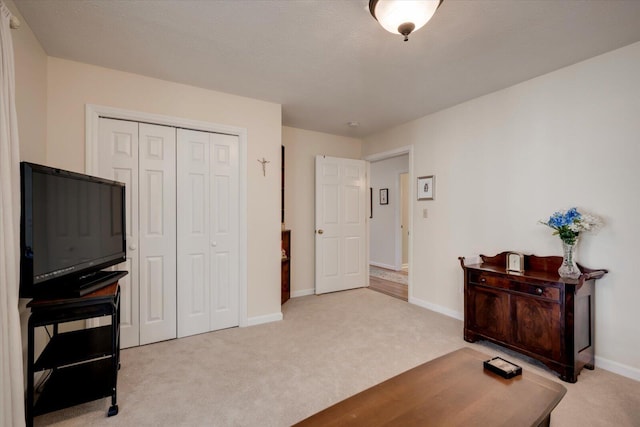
top-left (129, 244), bottom-right (137, 251)
top-left (211, 242), bottom-right (217, 247)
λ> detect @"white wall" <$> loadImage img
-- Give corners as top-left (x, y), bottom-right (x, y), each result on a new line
top-left (282, 126), bottom-right (362, 297)
top-left (46, 57), bottom-right (282, 322)
top-left (369, 154), bottom-right (409, 269)
top-left (7, 0), bottom-right (46, 164)
top-left (363, 41), bottom-right (640, 379)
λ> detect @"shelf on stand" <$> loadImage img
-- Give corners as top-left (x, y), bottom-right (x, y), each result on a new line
top-left (34, 325), bottom-right (114, 371)
top-left (34, 358), bottom-right (115, 416)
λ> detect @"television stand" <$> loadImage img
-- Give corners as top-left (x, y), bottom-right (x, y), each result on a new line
top-left (25, 276), bottom-right (126, 427)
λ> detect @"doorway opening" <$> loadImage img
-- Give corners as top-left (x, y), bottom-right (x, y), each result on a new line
top-left (366, 146), bottom-right (413, 301)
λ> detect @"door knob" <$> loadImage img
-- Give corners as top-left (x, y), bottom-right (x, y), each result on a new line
top-left (211, 242), bottom-right (217, 247)
top-left (129, 244), bottom-right (137, 251)
top-left (317, 229), bottom-right (324, 234)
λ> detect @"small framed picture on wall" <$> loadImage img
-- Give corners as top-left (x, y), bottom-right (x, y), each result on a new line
top-left (380, 188), bottom-right (389, 205)
top-left (417, 175), bottom-right (435, 200)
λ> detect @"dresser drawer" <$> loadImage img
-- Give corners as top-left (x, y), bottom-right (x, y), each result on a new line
top-left (469, 271), bottom-right (560, 301)
top-left (510, 281), bottom-right (560, 301)
top-left (468, 271), bottom-right (510, 289)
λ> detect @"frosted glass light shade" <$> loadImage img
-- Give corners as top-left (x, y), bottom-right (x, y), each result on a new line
top-left (369, 0), bottom-right (441, 40)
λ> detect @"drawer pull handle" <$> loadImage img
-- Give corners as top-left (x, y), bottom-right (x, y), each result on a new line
top-left (535, 287), bottom-right (543, 295)
top-left (480, 278), bottom-right (486, 283)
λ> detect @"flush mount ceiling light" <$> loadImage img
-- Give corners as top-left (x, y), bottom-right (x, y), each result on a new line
top-left (369, 0), bottom-right (443, 41)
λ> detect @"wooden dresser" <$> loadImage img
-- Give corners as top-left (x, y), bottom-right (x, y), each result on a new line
top-left (459, 252), bottom-right (607, 383)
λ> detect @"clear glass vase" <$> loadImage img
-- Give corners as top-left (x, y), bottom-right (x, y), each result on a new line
top-left (558, 240), bottom-right (581, 279)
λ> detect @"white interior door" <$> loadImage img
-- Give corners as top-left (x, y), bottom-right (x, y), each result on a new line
top-left (98, 118), bottom-right (140, 348)
top-left (177, 129), bottom-right (239, 337)
top-left (209, 133), bottom-right (240, 330)
top-left (315, 156), bottom-right (367, 294)
top-left (93, 110), bottom-right (245, 346)
top-left (138, 123), bottom-right (177, 345)
top-left (177, 129), bottom-right (210, 337)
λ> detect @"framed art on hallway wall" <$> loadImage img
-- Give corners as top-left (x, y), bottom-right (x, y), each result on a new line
top-left (380, 188), bottom-right (388, 205)
top-left (417, 175), bottom-right (434, 200)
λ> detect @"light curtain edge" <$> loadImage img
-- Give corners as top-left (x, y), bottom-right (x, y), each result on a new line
top-left (0, 1), bottom-right (26, 426)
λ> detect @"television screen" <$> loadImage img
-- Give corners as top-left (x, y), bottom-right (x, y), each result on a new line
top-left (20, 162), bottom-right (126, 298)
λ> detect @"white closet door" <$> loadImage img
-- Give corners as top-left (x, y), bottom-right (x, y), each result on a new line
top-left (177, 130), bottom-right (239, 337)
top-left (98, 118), bottom-right (140, 348)
top-left (138, 123), bottom-right (177, 345)
top-left (176, 129), bottom-right (211, 337)
top-left (209, 133), bottom-right (240, 330)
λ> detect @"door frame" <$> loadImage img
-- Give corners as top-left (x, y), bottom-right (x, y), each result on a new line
top-left (364, 145), bottom-right (414, 300)
top-left (85, 104), bottom-right (248, 327)
top-left (398, 171), bottom-right (409, 270)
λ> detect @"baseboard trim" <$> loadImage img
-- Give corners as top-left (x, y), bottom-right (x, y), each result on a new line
top-left (247, 312), bottom-right (283, 326)
top-left (370, 261), bottom-right (397, 270)
top-left (292, 288), bottom-right (315, 298)
top-left (595, 355), bottom-right (640, 382)
top-left (409, 296), bottom-right (464, 321)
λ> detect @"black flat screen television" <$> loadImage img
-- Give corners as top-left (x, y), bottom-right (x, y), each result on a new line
top-left (20, 162), bottom-right (127, 298)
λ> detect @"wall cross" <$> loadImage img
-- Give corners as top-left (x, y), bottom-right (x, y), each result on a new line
top-left (257, 157), bottom-right (270, 176)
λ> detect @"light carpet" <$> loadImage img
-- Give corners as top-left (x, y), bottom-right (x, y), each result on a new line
top-left (34, 289), bottom-right (640, 426)
top-left (369, 266), bottom-right (408, 285)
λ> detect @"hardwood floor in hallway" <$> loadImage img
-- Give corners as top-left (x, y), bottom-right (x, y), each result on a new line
top-left (368, 276), bottom-right (408, 301)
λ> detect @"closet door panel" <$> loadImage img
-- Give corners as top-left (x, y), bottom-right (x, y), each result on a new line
top-left (98, 118), bottom-right (140, 349)
top-left (98, 118), bottom-right (241, 346)
top-left (139, 123), bottom-right (177, 345)
top-left (177, 129), bottom-right (211, 338)
top-left (113, 167), bottom-right (135, 334)
top-left (210, 134), bottom-right (240, 330)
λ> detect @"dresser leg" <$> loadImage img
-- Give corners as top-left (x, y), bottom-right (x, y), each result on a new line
top-left (463, 329), bottom-right (479, 343)
top-left (559, 371), bottom-right (577, 383)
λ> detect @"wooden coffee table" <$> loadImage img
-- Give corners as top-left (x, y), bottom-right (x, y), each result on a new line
top-left (294, 347), bottom-right (566, 427)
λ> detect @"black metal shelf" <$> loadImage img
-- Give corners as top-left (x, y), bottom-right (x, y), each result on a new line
top-left (26, 280), bottom-right (123, 426)
top-left (34, 325), bottom-right (114, 371)
top-left (33, 358), bottom-right (115, 416)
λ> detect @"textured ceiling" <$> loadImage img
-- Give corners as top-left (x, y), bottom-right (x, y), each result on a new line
top-left (14, 0), bottom-right (640, 138)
